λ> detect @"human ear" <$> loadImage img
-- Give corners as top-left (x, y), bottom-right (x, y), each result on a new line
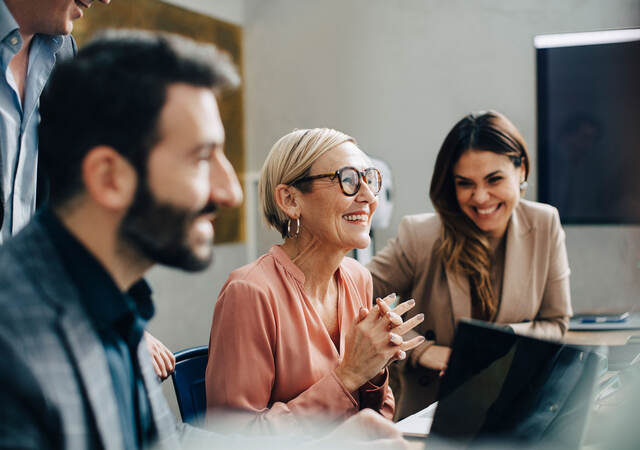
top-left (517, 163), bottom-right (526, 183)
top-left (517, 164), bottom-right (528, 192)
top-left (81, 146), bottom-right (137, 211)
top-left (273, 184), bottom-right (301, 219)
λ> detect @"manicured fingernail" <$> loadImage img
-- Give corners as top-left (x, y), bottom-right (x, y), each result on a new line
top-left (416, 313), bottom-right (424, 321)
top-left (398, 351), bottom-right (406, 360)
top-left (407, 299), bottom-right (415, 307)
top-left (387, 312), bottom-right (402, 325)
top-left (390, 293), bottom-right (397, 299)
top-left (417, 336), bottom-right (425, 343)
top-left (389, 333), bottom-right (402, 345)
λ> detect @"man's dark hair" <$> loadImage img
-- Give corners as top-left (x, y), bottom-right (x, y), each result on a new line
top-left (38, 29), bottom-right (239, 208)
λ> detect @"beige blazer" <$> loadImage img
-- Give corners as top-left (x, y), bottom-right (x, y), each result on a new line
top-left (367, 199), bottom-right (572, 419)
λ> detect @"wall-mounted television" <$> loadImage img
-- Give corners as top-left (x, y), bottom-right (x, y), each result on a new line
top-left (536, 29), bottom-right (640, 224)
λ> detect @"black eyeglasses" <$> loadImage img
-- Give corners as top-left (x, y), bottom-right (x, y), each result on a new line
top-left (291, 166), bottom-right (382, 196)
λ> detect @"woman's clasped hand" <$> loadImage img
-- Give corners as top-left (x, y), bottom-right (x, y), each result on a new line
top-left (335, 293), bottom-right (425, 392)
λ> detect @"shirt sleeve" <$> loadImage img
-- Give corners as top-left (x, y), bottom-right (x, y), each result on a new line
top-left (367, 217), bottom-right (417, 301)
top-left (357, 368), bottom-right (395, 419)
top-left (510, 208), bottom-right (572, 339)
top-left (367, 218), bottom-right (432, 370)
top-left (205, 279), bottom-right (360, 435)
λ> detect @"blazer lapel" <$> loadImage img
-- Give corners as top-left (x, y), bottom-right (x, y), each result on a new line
top-left (24, 223), bottom-right (123, 450)
top-left (495, 203), bottom-right (534, 322)
top-left (137, 342), bottom-right (180, 447)
top-left (59, 307), bottom-right (124, 450)
top-left (446, 265), bottom-right (472, 321)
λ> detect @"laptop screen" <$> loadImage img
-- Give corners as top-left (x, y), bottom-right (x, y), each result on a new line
top-left (428, 319), bottom-right (601, 449)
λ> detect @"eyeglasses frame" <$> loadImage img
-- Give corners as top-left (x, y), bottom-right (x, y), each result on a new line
top-left (291, 166), bottom-right (382, 197)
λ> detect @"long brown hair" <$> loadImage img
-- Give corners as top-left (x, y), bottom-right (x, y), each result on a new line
top-left (429, 111), bottom-right (529, 319)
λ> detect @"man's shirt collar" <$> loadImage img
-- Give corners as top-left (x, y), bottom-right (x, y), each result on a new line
top-left (0, 1), bottom-right (64, 55)
top-left (0, 1), bottom-right (19, 43)
top-left (38, 208), bottom-right (154, 333)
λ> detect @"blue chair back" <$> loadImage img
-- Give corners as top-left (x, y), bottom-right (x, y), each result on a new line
top-left (171, 345), bottom-right (209, 425)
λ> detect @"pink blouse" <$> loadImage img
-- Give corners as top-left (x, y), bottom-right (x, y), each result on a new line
top-left (206, 245), bottom-right (394, 432)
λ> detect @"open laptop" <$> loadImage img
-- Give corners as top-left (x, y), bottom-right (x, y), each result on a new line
top-left (420, 319), bottom-right (602, 449)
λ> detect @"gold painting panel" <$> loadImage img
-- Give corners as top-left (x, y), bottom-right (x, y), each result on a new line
top-left (74, 0), bottom-right (245, 244)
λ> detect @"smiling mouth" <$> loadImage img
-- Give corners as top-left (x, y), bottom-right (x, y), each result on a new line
top-left (474, 203), bottom-right (502, 217)
top-left (192, 215), bottom-right (215, 241)
top-left (200, 212), bottom-right (216, 226)
top-left (343, 213), bottom-right (369, 223)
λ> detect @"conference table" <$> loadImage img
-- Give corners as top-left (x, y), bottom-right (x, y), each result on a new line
top-left (564, 329), bottom-right (640, 346)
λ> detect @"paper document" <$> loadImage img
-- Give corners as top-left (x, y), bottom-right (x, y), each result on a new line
top-left (395, 402), bottom-right (437, 437)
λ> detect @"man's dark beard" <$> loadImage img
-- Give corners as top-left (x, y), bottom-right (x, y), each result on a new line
top-left (119, 179), bottom-right (216, 272)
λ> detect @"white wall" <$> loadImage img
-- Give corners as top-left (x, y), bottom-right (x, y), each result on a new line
top-left (243, 0), bottom-right (640, 313)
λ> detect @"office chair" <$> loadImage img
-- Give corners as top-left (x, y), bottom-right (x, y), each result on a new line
top-left (171, 345), bottom-right (209, 425)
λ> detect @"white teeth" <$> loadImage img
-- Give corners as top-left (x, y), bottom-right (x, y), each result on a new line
top-left (344, 214), bottom-right (368, 222)
top-left (477, 205), bottom-right (498, 215)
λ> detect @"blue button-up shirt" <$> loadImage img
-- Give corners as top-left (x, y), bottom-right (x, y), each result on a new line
top-left (0, 0), bottom-right (66, 244)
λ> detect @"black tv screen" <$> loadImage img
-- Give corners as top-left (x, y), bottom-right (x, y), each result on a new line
top-left (536, 29), bottom-right (640, 224)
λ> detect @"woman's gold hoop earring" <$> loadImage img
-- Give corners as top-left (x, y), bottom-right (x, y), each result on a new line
top-left (287, 218), bottom-right (301, 239)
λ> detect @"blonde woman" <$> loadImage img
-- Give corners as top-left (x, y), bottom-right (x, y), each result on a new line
top-left (368, 111), bottom-right (572, 419)
top-left (206, 128), bottom-right (424, 432)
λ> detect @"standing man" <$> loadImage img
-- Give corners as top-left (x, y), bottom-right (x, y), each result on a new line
top-left (0, 0), bottom-right (110, 243)
top-left (0, 30), bottom-right (405, 449)
top-left (0, 0), bottom-right (176, 379)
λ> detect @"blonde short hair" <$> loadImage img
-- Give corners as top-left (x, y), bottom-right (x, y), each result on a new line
top-left (259, 128), bottom-right (355, 238)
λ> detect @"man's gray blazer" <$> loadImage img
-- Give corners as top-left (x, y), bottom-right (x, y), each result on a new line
top-left (0, 217), bottom-right (181, 449)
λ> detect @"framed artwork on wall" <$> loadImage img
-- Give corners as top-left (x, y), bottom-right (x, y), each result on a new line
top-left (74, 0), bottom-right (245, 243)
